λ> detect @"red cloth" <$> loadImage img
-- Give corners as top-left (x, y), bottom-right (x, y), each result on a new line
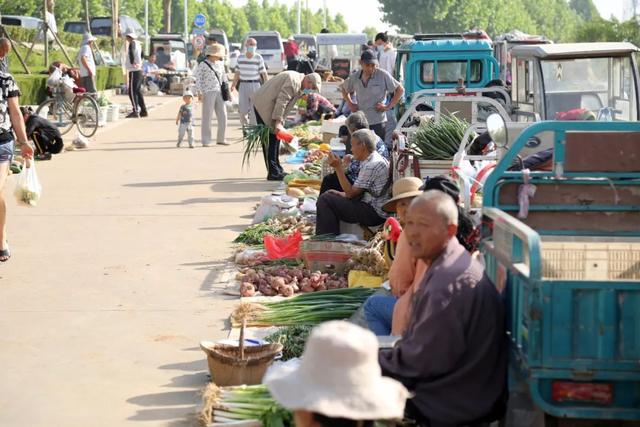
top-left (284, 41), bottom-right (299, 59)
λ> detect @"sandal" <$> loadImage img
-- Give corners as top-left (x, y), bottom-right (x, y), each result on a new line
top-left (0, 245), bottom-right (10, 262)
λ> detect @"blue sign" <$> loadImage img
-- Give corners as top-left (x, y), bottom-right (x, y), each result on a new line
top-left (194, 13), bottom-right (206, 28)
top-left (192, 28), bottom-right (206, 35)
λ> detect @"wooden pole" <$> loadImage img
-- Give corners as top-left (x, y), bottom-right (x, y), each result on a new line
top-left (0, 25), bottom-right (30, 74)
top-left (111, 0), bottom-right (119, 58)
top-left (84, 0), bottom-right (91, 30)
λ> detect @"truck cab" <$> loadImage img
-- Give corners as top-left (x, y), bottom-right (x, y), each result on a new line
top-left (395, 35), bottom-right (499, 106)
top-left (509, 42), bottom-right (640, 122)
top-left (493, 32), bottom-right (551, 85)
top-left (149, 34), bottom-right (189, 73)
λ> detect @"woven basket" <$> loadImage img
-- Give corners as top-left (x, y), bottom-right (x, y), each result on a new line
top-left (200, 341), bottom-right (283, 387)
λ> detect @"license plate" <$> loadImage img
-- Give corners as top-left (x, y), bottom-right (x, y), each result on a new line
top-left (262, 55), bottom-right (273, 60)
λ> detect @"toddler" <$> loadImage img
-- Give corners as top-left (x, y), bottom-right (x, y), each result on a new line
top-left (176, 91), bottom-right (194, 148)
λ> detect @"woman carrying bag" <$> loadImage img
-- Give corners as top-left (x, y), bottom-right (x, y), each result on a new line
top-left (0, 72), bottom-right (34, 262)
top-left (194, 44), bottom-right (230, 146)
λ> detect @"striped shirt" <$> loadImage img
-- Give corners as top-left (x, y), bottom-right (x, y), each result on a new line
top-left (235, 53), bottom-right (266, 81)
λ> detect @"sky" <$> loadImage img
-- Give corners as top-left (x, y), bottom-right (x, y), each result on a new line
top-left (229, 0), bottom-right (625, 33)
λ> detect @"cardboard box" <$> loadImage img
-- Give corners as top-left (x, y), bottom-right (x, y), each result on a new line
top-left (322, 132), bottom-right (337, 144)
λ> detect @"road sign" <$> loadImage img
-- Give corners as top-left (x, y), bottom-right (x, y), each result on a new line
top-left (194, 13), bottom-right (206, 28)
top-left (192, 28), bottom-right (206, 36)
top-left (193, 35), bottom-right (205, 50)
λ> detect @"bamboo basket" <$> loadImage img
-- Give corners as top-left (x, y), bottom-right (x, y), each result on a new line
top-left (200, 321), bottom-right (282, 387)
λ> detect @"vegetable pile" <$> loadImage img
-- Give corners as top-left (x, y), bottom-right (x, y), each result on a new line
top-left (264, 325), bottom-right (312, 361)
top-left (232, 287), bottom-right (375, 327)
top-left (237, 265), bottom-right (348, 297)
top-left (304, 149), bottom-right (328, 163)
top-left (345, 232), bottom-right (389, 276)
top-left (288, 123), bottom-right (322, 148)
top-left (410, 114), bottom-right (474, 160)
top-left (200, 383), bottom-right (292, 427)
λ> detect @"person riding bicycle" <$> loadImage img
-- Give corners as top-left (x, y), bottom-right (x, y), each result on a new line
top-left (20, 106), bottom-right (64, 160)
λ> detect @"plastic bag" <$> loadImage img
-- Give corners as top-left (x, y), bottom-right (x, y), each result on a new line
top-left (252, 195), bottom-right (299, 224)
top-left (264, 230), bottom-right (303, 260)
top-left (14, 160), bottom-right (42, 206)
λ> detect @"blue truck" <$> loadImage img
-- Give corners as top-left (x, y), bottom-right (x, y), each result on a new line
top-left (480, 118), bottom-right (640, 425)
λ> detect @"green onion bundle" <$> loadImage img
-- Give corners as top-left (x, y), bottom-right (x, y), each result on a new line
top-left (242, 124), bottom-right (270, 167)
top-left (232, 287), bottom-right (375, 327)
top-left (200, 383), bottom-right (292, 426)
top-left (234, 223), bottom-right (284, 245)
top-left (409, 114), bottom-right (473, 160)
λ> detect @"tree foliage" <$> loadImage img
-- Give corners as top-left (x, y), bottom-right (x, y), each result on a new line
top-left (0, 0), bottom-right (347, 42)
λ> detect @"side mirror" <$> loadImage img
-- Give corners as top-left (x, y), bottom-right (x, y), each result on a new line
top-left (486, 113), bottom-right (508, 148)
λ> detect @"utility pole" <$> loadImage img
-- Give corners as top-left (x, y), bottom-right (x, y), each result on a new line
top-left (184, 0), bottom-right (188, 44)
top-left (323, 0), bottom-right (327, 29)
top-left (144, 0), bottom-right (149, 55)
top-left (305, 0), bottom-right (309, 33)
top-left (84, 0), bottom-right (90, 30)
top-left (43, 0), bottom-right (48, 68)
top-left (297, 0), bottom-right (301, 34)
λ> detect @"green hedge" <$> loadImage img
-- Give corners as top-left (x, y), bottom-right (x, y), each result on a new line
top-left (14, 66), bottom-right (124, 105)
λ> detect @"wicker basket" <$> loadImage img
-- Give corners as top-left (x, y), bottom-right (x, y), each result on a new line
top-left (200, 341), bottom-right (283, 387)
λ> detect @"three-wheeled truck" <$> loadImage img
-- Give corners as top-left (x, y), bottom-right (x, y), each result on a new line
top-left (480, 117), bottom-right (640, 426)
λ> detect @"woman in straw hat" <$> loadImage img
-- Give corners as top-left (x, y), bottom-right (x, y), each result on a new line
top-left (194, 43), bottom-right (229, 146)
top-left (362, 177), bottom-right (428, 336)
top-left (264, 321), bottom-right (409, 427)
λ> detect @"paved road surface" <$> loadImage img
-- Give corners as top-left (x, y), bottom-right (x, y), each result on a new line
top-left (0, 95), bottom-right (278, 426)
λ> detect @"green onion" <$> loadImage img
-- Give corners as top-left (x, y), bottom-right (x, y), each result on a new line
top-left (242, 124), bottom-right (270, 167)
top-left (232, 287), bottom-right (375, 327)
top-left (200, 384), bottom-right (293, 426)
top-left (409, 114), bottom-right (474, 160)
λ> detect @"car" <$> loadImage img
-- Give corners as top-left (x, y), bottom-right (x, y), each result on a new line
top-left (63, 21), bottom-right (88, 34)
top-left (1, 15), bottom-right (43, 31)
top-left (244, 31), bottom-right (286, 74)
top-left (90, 15), bottom-right (143, 37)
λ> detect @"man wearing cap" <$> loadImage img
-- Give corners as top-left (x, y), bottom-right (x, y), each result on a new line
top-left (77, 33), bottom-right (97, 94)
top-left (252, 71), bottom-right (322, 180)
top-left (125, 32), bottom-right (147, 118)
top-left (379, 191), bottom-right (506, 426)
top-left (264, 321), bottom-right (409, 427)
top-left (341, 50), bottom-right (404, 147)
top-left (194, 44), bottom-right (229, 146)
top-left (231, 37), bottom-right (268, 126)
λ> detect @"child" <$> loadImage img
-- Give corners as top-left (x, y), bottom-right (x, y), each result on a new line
top-left (176, 91), bottom-right (194, 148)
top-left (20, 106), bottom-right (64, 160)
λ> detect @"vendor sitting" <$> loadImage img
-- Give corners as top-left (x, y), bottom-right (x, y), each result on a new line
top-left (300, 91), bottom-right (336, 122)
top-left (320, 111), bottom-right (388, 194)
top-left (155, 46), bottom-right (176, 71)
top-left (20, 106), bottom-right (64, 161)
top-left (142, 54), bottom-right (168, 92)
top-left (379, 191), bottom-right (506, 426)
top-left (315, 129), bottom-right (390, 235)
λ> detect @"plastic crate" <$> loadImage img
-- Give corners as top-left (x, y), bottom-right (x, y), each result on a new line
top-left (541, 239), bottom-right (640, 280)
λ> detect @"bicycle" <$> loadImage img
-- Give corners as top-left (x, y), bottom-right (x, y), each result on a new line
top-left (36, 82), bottom-right (100, 138)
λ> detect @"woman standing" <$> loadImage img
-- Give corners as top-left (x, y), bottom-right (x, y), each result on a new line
top-left (194, 44), bottom-right (228, 146)
top-left (0, 72), bottom-right (34, 262)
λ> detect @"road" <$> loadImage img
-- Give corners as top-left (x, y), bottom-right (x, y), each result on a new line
top-left (0, 95), bottom-right (277, 426)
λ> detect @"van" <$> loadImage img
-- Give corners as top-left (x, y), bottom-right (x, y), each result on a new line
top-left (1, 15), bottom-right (43, 31)
top-left (90, 15), bottom-right (143, 37)
top-left (63, 21), bottom-right (88, 35)
top-left (245, 31), bottom-right (286, 74)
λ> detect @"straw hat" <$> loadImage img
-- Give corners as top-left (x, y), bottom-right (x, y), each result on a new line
top-left (264, 321), bottom-right (409, 420)
top-left (382, 177), bottom-right (424, 213)
top-left (206, 43), bottom-right (226, 59)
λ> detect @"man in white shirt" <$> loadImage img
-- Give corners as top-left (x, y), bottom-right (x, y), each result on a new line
top-left (77, 33), bottom-right (97, 93)
top-left (375, 32), bottom-right (398, 148)
top-left (231, 37), bottom-right (268, 126)
top-left (124, 32), bottom-right (147, 118)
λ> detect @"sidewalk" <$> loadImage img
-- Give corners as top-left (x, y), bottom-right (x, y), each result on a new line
top-left (0, 95), bottom-right (279, 426)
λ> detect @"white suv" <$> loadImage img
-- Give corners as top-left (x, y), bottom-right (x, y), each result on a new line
top-left (244, 31), bottom-right (286, 74)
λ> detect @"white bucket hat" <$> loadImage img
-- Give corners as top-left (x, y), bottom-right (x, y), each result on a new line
top-left (82, 32), bottom-right (97, 44)
top-left (264, 321), bottom-right (410, 420)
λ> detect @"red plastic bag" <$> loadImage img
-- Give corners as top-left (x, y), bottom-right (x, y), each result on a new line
top-left (264, 230), bottom-right (303, 260)
top-left (275, 129), bottom-right (294, 143)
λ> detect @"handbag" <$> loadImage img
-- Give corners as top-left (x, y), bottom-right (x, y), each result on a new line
top-left (204, 61), bottom-right (231, 101)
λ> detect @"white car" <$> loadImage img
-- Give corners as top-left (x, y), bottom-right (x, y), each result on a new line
top-left (244, 31), bottom-right (286, 74)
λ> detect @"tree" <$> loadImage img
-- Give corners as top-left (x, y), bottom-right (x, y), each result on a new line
top-left (362, 26), bottom-right (378, 42)
top-left (162, 0), bottom-right (171, 32)
top-left (570, 0), bottom-right (600, 21)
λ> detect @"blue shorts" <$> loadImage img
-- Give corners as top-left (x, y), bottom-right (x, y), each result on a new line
top-left (0, 140), bottom-right (14, 164)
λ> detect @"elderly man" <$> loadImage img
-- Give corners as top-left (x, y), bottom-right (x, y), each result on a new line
top-left (142, 54), bottom-right (168, 92)
top-left (315, 129), bottom-right (390, 235)
top-left (379, 191), bottom-right (507, 426)
top-left (232, 38), bottom-right (268, 126)
top-left (341, 49), bottom-right (404, 147)
top-left (320, 111), bottom-right (388, 194)
top-left (0, 38), bottom-right (10, 73)
top-left (252, 71), bottom-right (322, 180)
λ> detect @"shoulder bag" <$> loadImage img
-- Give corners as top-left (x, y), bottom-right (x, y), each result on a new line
top-left (204, 61), bottom-right (231, 102)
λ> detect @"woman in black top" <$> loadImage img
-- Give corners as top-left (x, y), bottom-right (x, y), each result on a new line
top-left (0, 72), bottom-right (34, 261)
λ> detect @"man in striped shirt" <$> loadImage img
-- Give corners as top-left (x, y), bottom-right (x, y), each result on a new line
top-left (232, 38), bottom-right (268, 126)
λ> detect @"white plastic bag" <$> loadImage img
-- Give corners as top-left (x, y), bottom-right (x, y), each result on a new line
top-left (252, 195), bottom-right (298, 224)
top-left (14, 160), bottom-right (42, 206)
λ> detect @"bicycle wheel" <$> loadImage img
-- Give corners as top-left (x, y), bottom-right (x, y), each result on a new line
top-left (74, 95), bottom-right (99, 138)
top-left (36, 98), bottom-right (74, 136)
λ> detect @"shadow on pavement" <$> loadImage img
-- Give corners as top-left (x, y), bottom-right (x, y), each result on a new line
top-left (158, 196), bottom-right (259, 206)
top-left (199, 224), bottom-right (246, 233)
